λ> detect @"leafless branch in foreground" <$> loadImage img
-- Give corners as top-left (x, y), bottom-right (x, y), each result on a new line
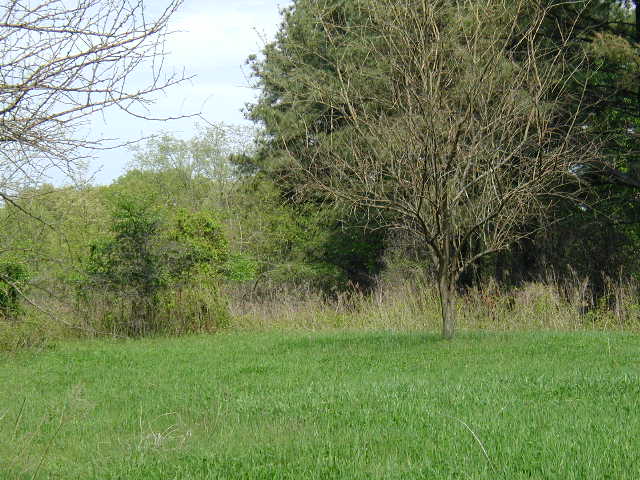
top-left (0, 0), bottom-right (193, 194)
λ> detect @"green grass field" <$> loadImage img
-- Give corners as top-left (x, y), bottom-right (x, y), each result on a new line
top-left (1, 330), bottom-right (639, 479)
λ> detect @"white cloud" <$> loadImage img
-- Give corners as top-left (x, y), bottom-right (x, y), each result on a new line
top-left (167, 1), bottom-right (284, 68)
top-left (81, 1), bottom-right (292, 185)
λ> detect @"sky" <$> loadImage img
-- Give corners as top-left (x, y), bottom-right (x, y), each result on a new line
top-left (85, 0), bottom-right (292, 185)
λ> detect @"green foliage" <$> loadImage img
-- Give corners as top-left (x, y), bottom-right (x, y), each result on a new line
top-left (0, 258), bottom-right (30, 320)
top-left (85, 197), bottom-right (232, 335)
top-left (125, 124), bottom-right (255, 212)
top-left (0, 184), bottom-right (108, 292)
top-left (156, 283), bottom-right (231, 334)
top-left (7, 1), bottom-right (640, 343)
top-left (88, 197), bottom-right (164, 296)
top-left (0, 313), bottom-right (61, 351)
top-left (168, 209), bottom-right (229, 279)
top-left (319, 216), bottom-right (385, 291)
top-left (246, 0), bottom-right (392, 286)
top-left (248, 0), bottom-right (386, 179)
top-left (248, 0), bottom-right (640, 299)
top-left (227, 176), bottom-right (384, 292)
top-left (223, 253), bottom-right (259, 283)
top-left (488, 0), bottom-right (640, 289)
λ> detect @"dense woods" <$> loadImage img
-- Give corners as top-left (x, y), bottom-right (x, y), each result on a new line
top-left (3, 0), bottom-right (640, 345)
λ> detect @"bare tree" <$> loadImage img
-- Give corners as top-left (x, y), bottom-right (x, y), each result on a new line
top-left (0, 0), bottom-right (190, 196)
top-left (275, 0), bottom-right (598, 338)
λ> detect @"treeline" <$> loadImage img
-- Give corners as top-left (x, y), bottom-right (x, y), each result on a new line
top-left (3, 0), bottom-right (640, 343)
top-left (246, 0), bottom-right (640, 336)
top-left (0, 126), bottom-right (386, 343)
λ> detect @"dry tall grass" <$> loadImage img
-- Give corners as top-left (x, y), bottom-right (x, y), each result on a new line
top-left (227, 271), bottom-right (640, 333)
top-left (2, 271), bottom-right (639, 351)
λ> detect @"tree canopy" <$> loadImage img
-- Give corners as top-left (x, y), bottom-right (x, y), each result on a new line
top-left (249, 0), bottom-right (601, 337)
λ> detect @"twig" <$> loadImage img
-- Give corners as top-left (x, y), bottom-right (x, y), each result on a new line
top-left (442, 414), bottom-right (498, 475)
top-left (0, 192), bottom-right (56, 231)
top-left (13, 397), bottom-right (26, 441)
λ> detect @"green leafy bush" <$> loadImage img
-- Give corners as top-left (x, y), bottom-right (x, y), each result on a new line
top-left (85, 199), bottom-right (232, 336)
top-left (0, 258), bottom-right (30, 321)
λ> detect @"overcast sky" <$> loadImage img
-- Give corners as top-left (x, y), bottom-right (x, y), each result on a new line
top-left (86, 0), bottom-right (292, 185)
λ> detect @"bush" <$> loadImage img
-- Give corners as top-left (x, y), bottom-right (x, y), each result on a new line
top-left (0, 258), bottom-right (30, 321)
top-left (85, 199), bottom-right (232, 336)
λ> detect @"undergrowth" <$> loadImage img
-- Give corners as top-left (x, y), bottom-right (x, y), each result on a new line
top-left (2, 272), bottom-right (640, 351)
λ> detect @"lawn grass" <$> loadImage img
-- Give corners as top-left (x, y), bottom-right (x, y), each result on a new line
top-left (1, 330), bottom-right (639, 479)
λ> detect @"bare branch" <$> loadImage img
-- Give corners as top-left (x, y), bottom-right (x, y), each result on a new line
top-left (0, 0), bottom-right (193, 193)
top-left (273, 0), bottom-right (600, 337)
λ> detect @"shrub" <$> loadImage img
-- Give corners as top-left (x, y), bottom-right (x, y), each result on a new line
top-left (85, 199), bottom-right (231, 336)
top-left (0, 258), bottom-right (30, 321)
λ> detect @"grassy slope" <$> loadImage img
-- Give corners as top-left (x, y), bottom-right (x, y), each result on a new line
top-left (1, 330), bottom-right (639, 479)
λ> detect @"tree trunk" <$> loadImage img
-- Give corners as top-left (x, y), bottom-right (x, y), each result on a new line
top-left (438, 274), bottom-right (456, 339)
